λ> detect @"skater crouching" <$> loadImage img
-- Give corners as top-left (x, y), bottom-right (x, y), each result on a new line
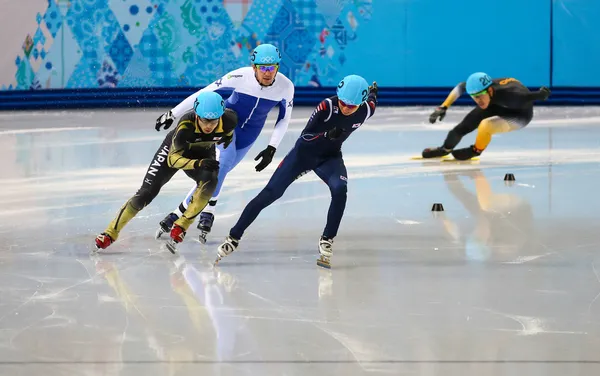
top-left (422, 72), bottom-right (551, 160)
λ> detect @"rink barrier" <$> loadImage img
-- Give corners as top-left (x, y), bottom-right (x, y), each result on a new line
top-left (1, 87), bottom-right (600, 110)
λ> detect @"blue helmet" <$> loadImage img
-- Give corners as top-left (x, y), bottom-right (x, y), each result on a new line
top-left (336, 75), bottom-right (369, 106)
top-left (466, 72), bottom-right (493, 95)
top-left (251, 44), bottom-right (281, 65)
top-left (193, 92), bottom-right (225, 119)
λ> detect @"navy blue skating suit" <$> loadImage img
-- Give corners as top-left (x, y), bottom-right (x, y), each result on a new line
top-left (229, 92), bottom-right (378, 241)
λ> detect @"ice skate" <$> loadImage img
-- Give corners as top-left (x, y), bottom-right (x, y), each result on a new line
top-left (155, 212), bottom-right (179, 240)
top-left (451, 145), bottom-right (481, 161)
top-left (421, 146), bottom-right (451, 159)
top-left (214, 236), bottom-right (239, 265)
top-left (94, 233), bottom-right (114, 251)
top-left (196, 212), bottom-right (214, 244)
top-left (165, 225), bottom-right (186, 254)
top-left (316, 236), bottom-right (333, 269)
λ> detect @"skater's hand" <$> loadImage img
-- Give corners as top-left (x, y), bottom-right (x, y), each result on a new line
top-left (538, 86), bottom-right (551, 101)
top-left (369, 81), bottom-right (378, 96)
top-left (217, 134), bottom-right (233, 149)
top-left (197, 158), bottom-right (220, 171)
top-left (429, 106), bottom-right (447, 123)
top-left (325, 126), bottom-right (345, 140)
top-left (254, 145), bottom-right (276, 172)
top-left (156, 111), bottom-right (175, 131)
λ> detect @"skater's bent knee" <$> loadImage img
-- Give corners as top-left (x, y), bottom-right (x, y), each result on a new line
top-left (329, 180), bottom-right (347, 197)
top-left (479, 118), bottom-right (495, 134)
top-left (131, 188), bottom-right (158, 209)
top-left (260, 187), bottom-right (285, 204)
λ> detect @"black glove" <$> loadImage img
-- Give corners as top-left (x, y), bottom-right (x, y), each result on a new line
top-left (195, 158), bottom-right (220, 171)
top-left (429, 106), bottom-right (447, 124)
top-left (254, 145), bottom-right (276, 172)
top-left (156, 110), bottom-right (175, 131)
top-left (538, 86), bottom-right (551, 101)
top-left (217, 134), bottom-right (233, 149)
top-left (325, 126), bottom-right (345, 140)
top-left (369, 81), bottom-right (378, 97)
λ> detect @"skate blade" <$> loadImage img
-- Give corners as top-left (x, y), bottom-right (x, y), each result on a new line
top-left (155, 229), bottom-right (165, 240)
top-left (198, 232), bottom-right (208, 244)
top-left (442, 157), bottom-right (480, 162)
top-left (213, 255), bottom-right (222, 266)
top-left (165, 241), bottom-right (177, 254)
top-left (316, 257), bottom-right (331, 269)
top-left (411, 155), bottom-right (452, 160)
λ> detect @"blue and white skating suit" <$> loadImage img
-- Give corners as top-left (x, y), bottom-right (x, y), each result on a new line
top-left (170, 66), bottom-right (295, 208)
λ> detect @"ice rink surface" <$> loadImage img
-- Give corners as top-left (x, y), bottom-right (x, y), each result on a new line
top-left (1, 105), bottom-right (600, 375)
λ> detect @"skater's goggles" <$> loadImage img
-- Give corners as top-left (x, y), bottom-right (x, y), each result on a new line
top-left (338, 99), bottom-right (358, 109)
top-left (256, 64), bottom-right (278, 73)
top-left (198, 116), bottom-right (219, 126)
top-left (469, 89), bottom-right (488, 98)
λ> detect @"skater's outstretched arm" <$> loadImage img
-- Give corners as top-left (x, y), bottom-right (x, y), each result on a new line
top-left (254, 83), bottom-right (295, 172)
top-left (429, 82), bottom-right (466, 123)
top-left (441, 82), bottom-right (467, 109)
top-left (170, 68), bottom-right (245, 118)
top-left (493, 85), bottom-right (551, 108)
top-left (365, 81), bottom-right (378, 118)
top-left (155, 69), bottom-right (244, 131)
top-left (268, 83), bottom-right (295, 149)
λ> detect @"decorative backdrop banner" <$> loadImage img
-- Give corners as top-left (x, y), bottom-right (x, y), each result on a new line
top-left (1, 0), bottom-right (599, 91)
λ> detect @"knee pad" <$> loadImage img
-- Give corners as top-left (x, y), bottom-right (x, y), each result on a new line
top-left (131, 187), bottom-right (158, 210)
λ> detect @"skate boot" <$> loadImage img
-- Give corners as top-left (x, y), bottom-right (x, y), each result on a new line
top-left (94, 233), bottom-right (114, 251)
top-left (196, 212), bottom-right (214, 244)
top-left (166, 224), bottom-right (186, 254)
top-left (155, 212), bottom-right (179, 240)
top-left (422, 146), bottom-right (451, 159)
top-left (451, 145), bottom-right (481, 161)
top-left (214, 236), bottom-right (239, 265)
top-left (316, 236), bottom-right (333, 269)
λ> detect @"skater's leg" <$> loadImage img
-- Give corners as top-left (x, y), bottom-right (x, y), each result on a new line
top-left (171, 132), bottom-right (241, 217)
top-left (313, 156), bottom-right (348, 240)
top-left (312, 156), bottom-right (347, 268)
top-left (422, 107), bottom-right (489, 158)
top-left (175, 168), bottom-right (219, 230)
top-left (210, 133), bottom-right (254, 205)
top-left (229, 147), bottom-right (308, 240)
top-left (443, 107), bottom-right (489, 150)
top-left (216, 148), bottom-right (309, 263)
top-left (452, 109), bottom-right (533, 160)
top-left (164, 163), bottom-right (219, 253)
top-left (99, 141), bottom-right (176, 246)
top-left (196, 136), bottom-right (255, 242)
top-left (173, 184), bottom-right (197, 217)
top-left (473, 109), bottom-right (533, 152)
top-left (198, 140), bottom-right (254, 233)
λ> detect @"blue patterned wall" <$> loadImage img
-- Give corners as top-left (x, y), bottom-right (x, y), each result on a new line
top-left (3, 0), bottom-right (600, 95)
top-left (5, 0), bottom-right (374, 90)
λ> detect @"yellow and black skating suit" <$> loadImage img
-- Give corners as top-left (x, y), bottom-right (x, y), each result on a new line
top-left (167, 109), bottom-right (237, 170)
top-left (439, 78), bottom-right (547, 152)
top-left (442, 78), bottom-right (546, 112)
top-left (102, 109), bottom-right (238, 241)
